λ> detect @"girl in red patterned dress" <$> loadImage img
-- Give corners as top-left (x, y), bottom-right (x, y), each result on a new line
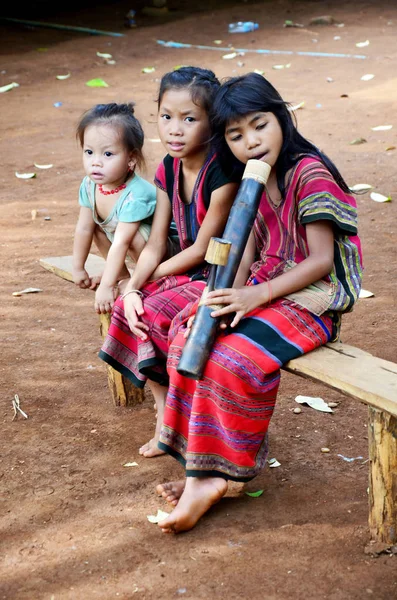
top-left (156, 73), bottom-right (363, 533)
top-left (99, 67), bottom-right (239, 457)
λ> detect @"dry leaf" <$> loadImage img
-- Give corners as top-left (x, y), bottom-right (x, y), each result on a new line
top-left (295, 395), bottom-right (333, 413)
top-left (31, 209), bottom-right (37, 220)
top-left (142, 67), bottom-right (156, 73)
top-left (272, 63), bottom-right (291, 69)
top-left (0, 82), bottom-right (19, 93)
top-left (361, 74), bottom-right (374, 81)
top-left (15, 172), bottom-right (36, 179)
top-left (371, 125), bottom-right (392, 131)
top-left (349, 183), bottom-right (372, 192)
top-left (359, 289), bottom-right (374, 298)
top-left (213, 40), bottom-right (222, 44)
top-left (386, 145), bottom-right (396, 151)
top-left (34, 163), bottom-right (53, 169)
top-left (349, 137), bottom-right (367, 145)
top-left (12, 287), bottom-right (43, 296)
top-left (222, 52), bottom-right (237, 60)
top-left (147, 509), bottom-right (169, 523)
top-left (123, 461), bottom-right (139, 467)
top-left (97, 52), bottom-right (113, 59)
top-left (356, 40), bottom-right (369, 47)
top-left (268, 458), bottom-right (281, 468)
top-left (289, 101), bottom-right (305, 112)
top-left (56, 74), bottom-right (71, 80)
top-left (370, 192), bottom-right (391, 203)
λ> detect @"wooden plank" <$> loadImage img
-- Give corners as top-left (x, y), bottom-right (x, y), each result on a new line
top-left (284, 342), bottom-right (397, 418)
top-left (368, 407), bottom-right (397, 544)
top-left (40, 254), bottom-right (145, 408)
top-left (39, 254), bottom-right (105, 283)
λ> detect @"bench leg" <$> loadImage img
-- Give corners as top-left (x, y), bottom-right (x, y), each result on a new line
top-left (368, 407), bottom-right (397, 544)
top-left (99, 313), bottom-right (145, 408)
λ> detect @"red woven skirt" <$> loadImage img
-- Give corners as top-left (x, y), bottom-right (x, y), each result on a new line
top-left (99, 276), bottom-right (206, 388)
top-left (159, 298), bottom-right (333, 481)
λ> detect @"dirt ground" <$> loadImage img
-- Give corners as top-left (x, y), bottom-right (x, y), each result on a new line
top-left (1, 0), bottom-right (396, 598)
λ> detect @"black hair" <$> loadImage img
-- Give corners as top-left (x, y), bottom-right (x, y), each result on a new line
top-left (157, 66), bottom-right (220, 115)
top-left (76, 102), bottom-right (145, 170)
top-left (211, 72), bottom-right (351, 197)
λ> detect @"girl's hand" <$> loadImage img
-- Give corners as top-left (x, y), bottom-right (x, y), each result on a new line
top-left (95, 283), bottom-right (117, 314)
top-left (124, 292), bottom-right (149, 340)
top-left (73, 268), bottom-right (93, 289)
top-left (205, 285), bottom-right (269, 328)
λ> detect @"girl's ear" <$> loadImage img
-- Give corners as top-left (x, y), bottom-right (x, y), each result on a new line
top-left (128, 154), bottom-right (138, 171)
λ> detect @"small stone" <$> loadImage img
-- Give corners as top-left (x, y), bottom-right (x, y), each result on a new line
top-left (321, 447), bottom-right (330, 453)
top-left (293, 407), bottom-right (302, 414)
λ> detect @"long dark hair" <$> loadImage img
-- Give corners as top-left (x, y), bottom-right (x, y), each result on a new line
top-left (211, 72), bottom-right (351, 197)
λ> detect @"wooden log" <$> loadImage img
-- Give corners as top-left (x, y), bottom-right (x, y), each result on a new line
top-left (99, 314), bottom-right (145, 408)
top-left (368, 407), bottom-right (397, 544)
top-left (40, 254), bottom-right (145, 408)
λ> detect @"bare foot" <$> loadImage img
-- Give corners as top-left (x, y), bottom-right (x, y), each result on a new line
top-left (158, 476), bottom-right (228, 533)
top-left (156, 480), bottom-right (185, 506)
top-left (139, 437), bottom-right (165, 458)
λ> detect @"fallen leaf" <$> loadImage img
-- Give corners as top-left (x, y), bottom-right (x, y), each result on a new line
top-left (123, 461), bottom-right (139, 467)
top-left (56, 73), bottom-right (71, 80)
top-left (147, 509), bottom-right (169, 523)
top-left (31, 209), bottom-right (37, 220)
top-left (361, 73), bottom-right (374, 81)
top-left (86, 78), bottom-right (109, 87)
top-left (349, 183), bottom-right (372, 192)
top-left (253, 69), bottom-right (265, 75)
top-left (284, 20), bottom-right (304, 28)
top-left (272, 63), bottom-right (291, 69)
top-left (359, 289), bottom-right (374, 298)
top-left (370, 192), bottom-right (391, 203)
top-left (371, 125), bottom-right (392, 131)
top-left (96, 52), bottom-right (113, 59)
top-left (222, 52), bottom-right (237, 60)
top-left (386, 145), bottom-right (396, 151)
top-left (213, 40), bottom-right (222, 44)
top-left (105, 60), bottom-right (116, 65)
top-left (245, 490), bottom-right (264, 497)
top-left (268, 457), bottom-right (281, 468)
top-left (15, 172), bottom-right (36, 179)
top-left (349, 137), bottom-right (367, 145)
top-left (295, 395), bottom-right (333, 413)
top-left (321, 447), bottom-right (330, 453)
top-left (34, 163), bottom-right (53, 169)
top-left (12, 287), bottom-right (43, 296)
top-left (142, 67), bottom-right (156, 73)
top-left (356, 40), bottom-right (370, 47)
top-left (289, 101), bottom-right (305, 112)
top-left (0, 82), bottom-right (20, 93)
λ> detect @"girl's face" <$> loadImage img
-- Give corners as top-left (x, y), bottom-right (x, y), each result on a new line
top-left (83, 123), bottom-right (136, 187)
top-left (225, 111), bottom-right (283, 167)
top-left (157, 88), bottom-right (211, 162)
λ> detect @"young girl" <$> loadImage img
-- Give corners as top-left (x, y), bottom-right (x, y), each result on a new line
top-left (72, 102), bottom-right (156, 314)
top-left (155, 72), bottom-right (363, 533)
top-left (99, 67), bottom-right (239, 457)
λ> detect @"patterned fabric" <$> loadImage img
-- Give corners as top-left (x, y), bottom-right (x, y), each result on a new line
top-left (99, 152), bottom-right (237, 386)
top-left (159, 298), bottom-right (333, 481)
top-left (248, 157), bottom-right (363, 315)
top-left (78, 174), bottom-right (156, 243)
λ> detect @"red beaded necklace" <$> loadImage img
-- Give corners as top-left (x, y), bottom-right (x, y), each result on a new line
top-left (98, 182), bottom-right (127, 195)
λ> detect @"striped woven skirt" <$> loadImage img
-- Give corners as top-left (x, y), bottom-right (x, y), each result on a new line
top-left (99, 276), bottom-right (206, 388)
top-left (159, 298), bottom-right (333, 481)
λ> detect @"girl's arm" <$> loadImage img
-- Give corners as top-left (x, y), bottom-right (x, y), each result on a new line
top-left (121, 188), bottom-right (172, 336)
top-left (150, 182), bottom-right (239, 280)
top-left (206, 220), bottom-right (335, 327)
top-left (72, 206), bottom-right (96, 289)
top-left (94, 221), bottom-right (141, 314)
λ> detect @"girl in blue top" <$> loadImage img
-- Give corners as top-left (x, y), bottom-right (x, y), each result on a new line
top-left (72, 102), bottom-right (156, 314)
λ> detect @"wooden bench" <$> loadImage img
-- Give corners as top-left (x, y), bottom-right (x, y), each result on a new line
top-left (39, 254), bottom-right (397, 547)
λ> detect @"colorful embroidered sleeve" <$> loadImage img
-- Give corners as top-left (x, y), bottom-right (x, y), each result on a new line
top-left (154, 157), bottom-right (168, 192)
top-left (297, 159), bottom-right (358, 235)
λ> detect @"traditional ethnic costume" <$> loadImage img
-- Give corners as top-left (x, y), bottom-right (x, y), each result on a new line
top-left (99, 153), bottom-right (238, 387)
top-left (159, 157), bottom-right (363, 481)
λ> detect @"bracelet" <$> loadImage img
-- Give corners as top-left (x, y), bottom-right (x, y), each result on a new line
top-left (267, 281), bottom-right (273, 305)
top-left (121, 289), bottom-right (143, 300)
